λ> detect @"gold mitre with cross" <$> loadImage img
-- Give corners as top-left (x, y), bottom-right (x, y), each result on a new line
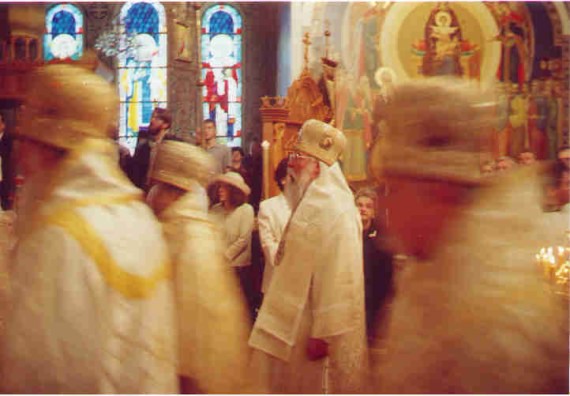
top-left (293, 119), bottom-right (346, 166)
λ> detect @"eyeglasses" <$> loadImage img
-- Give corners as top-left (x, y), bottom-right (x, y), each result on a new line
top-left (288, 152), bottom-right (313, 162)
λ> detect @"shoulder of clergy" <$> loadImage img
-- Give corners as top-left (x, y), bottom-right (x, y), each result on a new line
top-left (260, 193), bottom-right (288, 212)
top-left (289, 194), bottom-right (355, 240)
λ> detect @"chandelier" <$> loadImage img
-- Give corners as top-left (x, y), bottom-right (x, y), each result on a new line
top-left (94, 16), bottom-right (138, 58)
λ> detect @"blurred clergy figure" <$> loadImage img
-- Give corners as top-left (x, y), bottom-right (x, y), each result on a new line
top-left (1, 64), bottom-right (177, 393)
top-left (147, 141), bottom-right (253, 393)
top-left (368, 78), bottom-right (568, 394)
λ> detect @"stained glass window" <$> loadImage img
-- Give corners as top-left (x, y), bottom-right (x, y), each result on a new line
top-left (201, 4), bottom-right (243, 147)
top-left (118, 0), bottom-right (167, 153)
top-left (44, 4), bottom-right (84, 61)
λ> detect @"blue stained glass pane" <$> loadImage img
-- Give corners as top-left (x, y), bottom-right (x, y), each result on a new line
top-left (73, 36), bottom-right (84, 60)
top-left (201, 35), bottom-right (210, 61)
top-left (52, 11), bottom-right (76, 37)
top-left (46, 4), bottom-right (83, 33)
top-left (233, 34), bottom-right (242, 62)
top-left (210, 11), bottom-right (233, 35)
top-left (43, 35), bottom-right (54, 61)
top-left (219, 137), bottom-right (242, 148)
top-left (119, 67), bottom-right (167, 134)
top-left (202, 5), bottom-right (242, 33)
top-left (156, 31), bottom-right (167, 67)
top-left (125, 2), bottom-right (159, 41)
top-left (44, 4), bottom-right (84, 60)
top-left (118, 2), bottom-right (168, 143)
top-left (201, 4), bottom-right (242, 145)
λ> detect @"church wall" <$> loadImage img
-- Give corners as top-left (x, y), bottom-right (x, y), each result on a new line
top-left (165, 3), bottom-right (198, 141)
top-left (0, 2), bottom-right (283, 149)
top-left (528, 2), bottom-right (555, 80)
top-left (283, 1), bottom-right (569, 171)
top-left (277, 2), bottom-right (291, 97)
top-left (239, 2), bottom-right (282, 150)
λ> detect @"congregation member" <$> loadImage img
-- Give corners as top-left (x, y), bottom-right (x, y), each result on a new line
top-left (257, 157), bottom-right (291, 296)
top-left (147, 141), bottom-right (252, 394)
top-left (200, 119), bottom-right (231, 174)
top-left (128, 106), bottom-right (172, 191)
top-left (518, 149), bottom-right (537, 166)
top-left (369, 78), bottom-right (568, 393)
top-left (249, 119), bottom-right (368, 393)
top-left (229, 146), bottom-right (247, 173)
top-left (495, 155), bottom-right (517, 172)
top-left (480, 159), bottom-right (496, 176)
top-left (209, 172), bottom-right (256, 318)
top-left (354, 187), bottom-right (394, 338)
top-left (1, 64), bottom-right (177, 393)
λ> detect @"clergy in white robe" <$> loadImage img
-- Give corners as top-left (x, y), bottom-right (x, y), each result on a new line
top-left (0, 64), bottom-right (178, 393)
top-left (369, 78), bottom-right (569, 393)
top-left (249, 120), bottom-right (368, 394)
top-left (147, 141), bottom-right (253, 393)
top-left (257, 158), bottom-right (291, 294)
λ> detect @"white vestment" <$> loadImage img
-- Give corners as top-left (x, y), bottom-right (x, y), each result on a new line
top-left (158, 184), bottom-right (253, 393)
top-left (249, 162), bottom-right (368, 394)
top-left (373, 166), bottom-right (569, 393)
top-left (257, 193), bottom-right (291, 293)
top-left (1, 140), bottom-right (178, 393)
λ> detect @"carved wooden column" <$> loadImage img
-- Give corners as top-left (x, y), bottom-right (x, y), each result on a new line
top-left (259, 96), bottom-right (289, 198)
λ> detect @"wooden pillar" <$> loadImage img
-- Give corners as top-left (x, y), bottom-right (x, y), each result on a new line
top-left (259, 96), bottom-right (289, 199)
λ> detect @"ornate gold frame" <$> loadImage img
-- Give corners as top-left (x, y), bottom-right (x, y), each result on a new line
top-left (174, 20), bottom-right (192, 63)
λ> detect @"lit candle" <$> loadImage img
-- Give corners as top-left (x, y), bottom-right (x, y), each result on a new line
top-left (261, 140), bottom-right (270, 200)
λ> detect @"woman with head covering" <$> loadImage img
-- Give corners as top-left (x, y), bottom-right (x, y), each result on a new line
top-left (209, 172), bottom-right (256, 318)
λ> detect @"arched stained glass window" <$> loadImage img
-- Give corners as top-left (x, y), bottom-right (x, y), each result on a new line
top-left (118, 0), bottom-right (167, 153)
top-left (201, 4), bottom-right (243, 147)
top-left (44, 4), bottom-right (84, 61)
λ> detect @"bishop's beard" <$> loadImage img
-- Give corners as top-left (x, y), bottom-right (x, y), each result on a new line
top-left (283, 164), bottom-right (316, 210)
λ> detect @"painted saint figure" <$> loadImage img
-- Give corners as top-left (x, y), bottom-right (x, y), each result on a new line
top-left (422, 5), bottom-right (463, 76)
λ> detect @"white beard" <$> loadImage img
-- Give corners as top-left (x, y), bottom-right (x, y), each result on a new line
top-left (283, 165), bottom-right (315, 210)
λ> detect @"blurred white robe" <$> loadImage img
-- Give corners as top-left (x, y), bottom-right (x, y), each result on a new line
top-left (1, 140), bottom-right (178, 393)
top-left (373, 166), bottom-right (569, 393)
top-left (249, 162), bottom-right (368, 394)
top-left (158, 184), bottom-right (253, 393)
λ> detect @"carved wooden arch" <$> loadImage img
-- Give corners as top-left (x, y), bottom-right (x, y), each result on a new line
top-left (287, 69), bottom-right (332, 124)
top-left (542, 2), bottom-right (568, 45)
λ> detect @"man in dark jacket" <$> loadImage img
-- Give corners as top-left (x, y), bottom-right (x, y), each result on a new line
top-left (127, 107), bottom-right (172, 191)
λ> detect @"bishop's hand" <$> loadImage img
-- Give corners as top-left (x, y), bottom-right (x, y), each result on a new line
top-left (306, 338), bottom-right (328, 361)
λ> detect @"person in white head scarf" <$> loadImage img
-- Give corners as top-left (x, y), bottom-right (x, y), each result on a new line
top-left (249, 119), bottom-right (368, 394)
top-left (147, 141), bottom-right (253, 393)
top-left (368, 78), bottom-right (568, 393)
